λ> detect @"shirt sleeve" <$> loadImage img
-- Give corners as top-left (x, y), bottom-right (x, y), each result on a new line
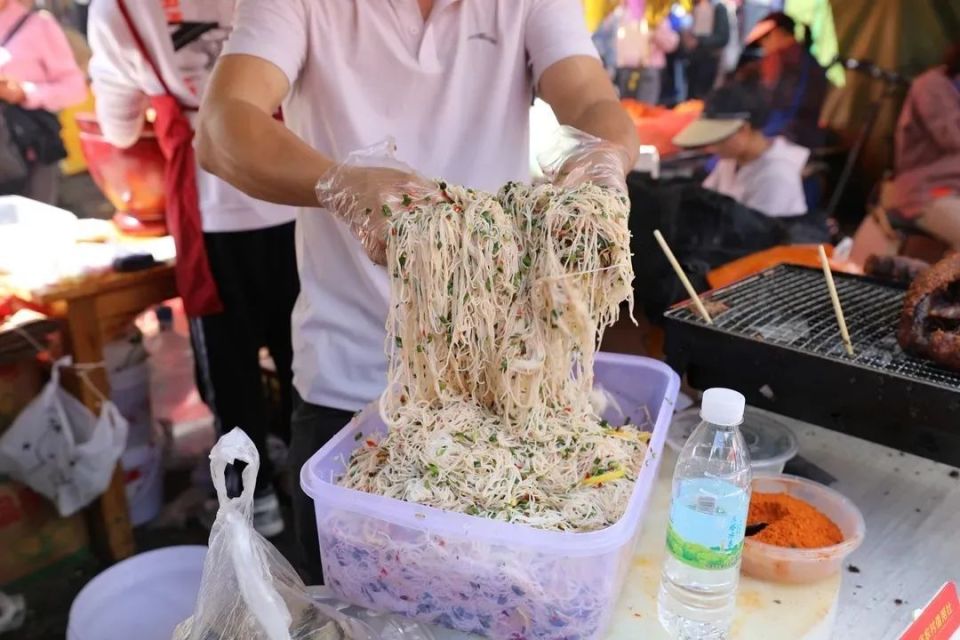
top-left (911, 73), bottom-right (960, 154)
top-left (20, 12), bottom-right (87, 111)
top-left (87, 0), bottom-right (149, 148)
top-left (223, 0), bottom-right (308, 90)
top-left (652, 19), bottom-right (680, 55)
top-left (525, 0), bottom-right (599, 84)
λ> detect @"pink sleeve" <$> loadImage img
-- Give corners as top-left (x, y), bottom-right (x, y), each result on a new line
top-left (912, 74), bottom-right (960, 154)
top-left (21, 13), bottom-right (87, 111)
top-left (652, 20), bottom-right (679, 54)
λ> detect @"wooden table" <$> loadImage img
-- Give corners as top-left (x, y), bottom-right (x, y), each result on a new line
top-left (28, 263), bottom-right (178, 562)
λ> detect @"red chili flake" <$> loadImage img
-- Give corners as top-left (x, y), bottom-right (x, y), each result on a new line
top-left (366, 439), bottom-right (377, 447)
top-left (380, 567), bottom-right (389, 577)
top-left (390, 228), bottom-right (398, 236)
top-left (563, 406), bottom-right (572, 414)
top-left (454, 206), bottom-right (462, 213)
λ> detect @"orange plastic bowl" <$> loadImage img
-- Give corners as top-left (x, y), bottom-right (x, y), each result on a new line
top-left (742, 475), bottom-right (865, 584)
top-left (76, 113), bottom-right (167, 236)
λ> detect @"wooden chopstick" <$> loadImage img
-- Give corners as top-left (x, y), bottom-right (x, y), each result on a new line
top-left (653, 229), bottom-right (713, 324)
top-left (817, 245), bottom-right (854, 356)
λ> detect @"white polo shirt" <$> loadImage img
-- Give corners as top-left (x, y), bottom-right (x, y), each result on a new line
top-left (225, 0), bottom-right (598, 411)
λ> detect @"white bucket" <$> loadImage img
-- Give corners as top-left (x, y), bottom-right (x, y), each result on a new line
top-left (67, 546), bottom-right (206, 640)
top-left (108, 361), bottom-right (152, 450)
top-left (121, 444), bottom-right (163, 527)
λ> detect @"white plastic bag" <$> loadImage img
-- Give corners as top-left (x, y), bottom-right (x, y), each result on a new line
top-left (175, 428), bottom-right (431, 640)
top-left (0, 357), bottom-right (128, 517)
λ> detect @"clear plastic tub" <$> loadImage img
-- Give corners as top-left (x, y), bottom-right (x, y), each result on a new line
top-left (742, 475), bottom-right (865, 584)
top-left (667, 406), bottom-right (799, 474)
top-left (301, 353), bottom-right (680, 639)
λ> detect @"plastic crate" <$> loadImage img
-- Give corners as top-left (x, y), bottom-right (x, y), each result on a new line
top-left (301, 353), bottom-right (680, 639)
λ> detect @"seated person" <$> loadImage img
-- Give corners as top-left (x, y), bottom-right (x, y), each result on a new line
top-left (673, 82), bottom-right (811, 220)
top-left (736, 11), bottom-right (828, 149)
top-left (889, 42), bottom-right (960, 250)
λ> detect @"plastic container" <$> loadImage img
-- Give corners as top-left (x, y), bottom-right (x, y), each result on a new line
top-left (121, 444), bottom-right (164, 526)
top-left (668, 406), bottom-right (799, 474)
top-left (67, 546), bottom-right (206, 640)
top-left (742, 475), bottom-right (865, 584)
top-left (302, 353), bottom-right (680, 640)
top-left (108, 361), bottom-right (152, 450)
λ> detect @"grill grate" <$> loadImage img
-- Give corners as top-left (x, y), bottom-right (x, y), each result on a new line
top-left (664, 264), bottom-right (960, 391)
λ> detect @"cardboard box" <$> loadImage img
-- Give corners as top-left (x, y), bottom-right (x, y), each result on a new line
top-left (0, 478), bottom-right (89, 586)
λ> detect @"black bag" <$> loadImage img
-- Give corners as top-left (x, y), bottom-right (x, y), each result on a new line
top-left (0, 108), bottom-right (28, 194)
top-left (5, 105), bottom-right (68, 165)
top-left (0, 10), bottom-right (67, 193)
top-left (628, 173), bottom-right (784, 322)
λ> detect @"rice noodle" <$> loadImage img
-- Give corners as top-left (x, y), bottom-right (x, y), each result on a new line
top-left (338, 180), bottom-right (644, 532)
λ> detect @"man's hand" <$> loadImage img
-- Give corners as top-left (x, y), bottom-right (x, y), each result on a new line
top-left (315, 160), bottom-right (436, 265)
top-left (538, 56), bottom-right (639, 176)
top-left (540, 126), bottom-right (630, 194)
top-left (0, 78), bottom-right (26, 105)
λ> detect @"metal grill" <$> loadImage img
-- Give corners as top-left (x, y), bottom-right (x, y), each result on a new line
top-left (664, 264), bottom-right (960, 391)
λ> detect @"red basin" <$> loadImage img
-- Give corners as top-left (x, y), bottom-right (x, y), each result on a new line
top-left (76, 113), bottom-right (168, 236)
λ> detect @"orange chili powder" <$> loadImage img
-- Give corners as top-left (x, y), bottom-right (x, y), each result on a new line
top-left (747, 492), bottom-right (844, 548)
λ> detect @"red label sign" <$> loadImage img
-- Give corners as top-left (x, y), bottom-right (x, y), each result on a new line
top-left (900, 582), bottom-right (960, 640)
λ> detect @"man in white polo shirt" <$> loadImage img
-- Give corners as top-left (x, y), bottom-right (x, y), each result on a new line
top-left (197, 0), bottom-right (639, 580)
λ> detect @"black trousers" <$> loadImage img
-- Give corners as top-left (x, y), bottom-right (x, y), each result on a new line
top-left (687, 52), bottom-right (720, 100)
top-left (288, 394), bottom-right (353, 584)
top-left (191, 221), bottom-right (299, 491)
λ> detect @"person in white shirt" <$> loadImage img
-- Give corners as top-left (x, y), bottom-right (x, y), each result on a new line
top-left (674, 81), bottom-right (809, 218)
top-left (87, 0), bottom-right (299, 537)
top-left (195, 0), bottom-right (639, 581)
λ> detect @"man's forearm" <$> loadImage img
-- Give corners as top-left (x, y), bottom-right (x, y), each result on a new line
top-left (197, 98), bottom-right (333, 207)
top-left (568, 99), bottom-right (640, 171)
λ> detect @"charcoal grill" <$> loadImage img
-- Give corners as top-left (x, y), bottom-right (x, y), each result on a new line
top-left (663, 264), bottom-right (960, 465)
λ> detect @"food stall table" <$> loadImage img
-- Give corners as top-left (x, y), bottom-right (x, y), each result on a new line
top-left (24, 263), bottom-right (177, 563)
top-left (427, 416), bottom-right (960, 639)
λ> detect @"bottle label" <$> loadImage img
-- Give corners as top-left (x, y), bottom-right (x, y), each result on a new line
top-left (666, 478), bottom-right (748, 570)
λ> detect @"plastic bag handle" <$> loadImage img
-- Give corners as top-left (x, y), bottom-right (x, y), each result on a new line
top-left (48, 358), bottom-right (78, 452)
top-left (209, 427), bottom-right (260, 515)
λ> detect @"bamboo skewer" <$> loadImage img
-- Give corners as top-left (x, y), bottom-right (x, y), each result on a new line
top-left (817, 245), bottom-right (855, 356)
top-left (653, 229), bottom-right (713, 324)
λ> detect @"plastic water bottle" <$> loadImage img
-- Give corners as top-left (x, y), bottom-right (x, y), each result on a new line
top-left (658, 388), bottom-right (752, 639)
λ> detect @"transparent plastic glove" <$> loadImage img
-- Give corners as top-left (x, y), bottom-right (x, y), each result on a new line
top-left (538, 125), bottom-right (631, 194)
top-left (315, 139), bottom-right (437, 265)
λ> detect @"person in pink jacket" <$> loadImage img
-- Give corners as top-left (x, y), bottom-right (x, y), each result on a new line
top-left (891, 42), bottom-right (960, 249)
top-left (0, 0), bottom-right (87, 203)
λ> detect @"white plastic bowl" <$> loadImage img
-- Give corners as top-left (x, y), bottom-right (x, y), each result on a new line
top-left (742, 475), bottom-right (865, 584)
top-left (67, 546), bottom-right (206, 640)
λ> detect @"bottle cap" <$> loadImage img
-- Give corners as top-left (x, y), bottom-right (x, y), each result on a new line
top-left (700, 388), bottom-right (745, 427)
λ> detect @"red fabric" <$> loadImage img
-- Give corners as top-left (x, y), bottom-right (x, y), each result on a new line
top-left (150, 94), bottom-right (223, 316)
top-left (116, 0), bottom-right (222, 316)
